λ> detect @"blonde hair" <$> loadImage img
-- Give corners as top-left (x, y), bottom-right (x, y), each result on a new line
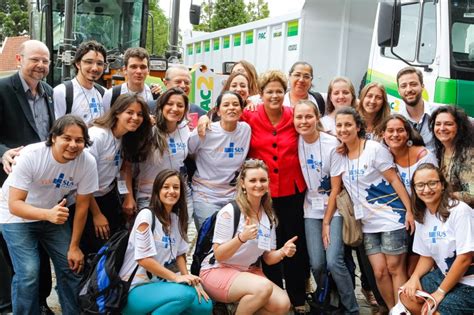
top-left (326, 76), bottom-right (357, 114)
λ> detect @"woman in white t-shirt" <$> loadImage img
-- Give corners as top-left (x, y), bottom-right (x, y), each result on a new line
top-left (200, 159), bottom-right (297, 314)
top-left (293, 100), bottom-right (359, 313)
top-left (382, 114), bottom-right (438, 275)
top-left (83, 94), bottom-right (153, 255)
top-left (189, 91), bottom-right (251, 229)
top-left (399, 163), bottom-right (474, 314)
top-left (136, 88), bottom-right (191, 213)
top-left (320, 77), bottom-right (357, 135)
top-left (357, 82), bottom-right (391, 141)
top-left (334, 107), bottom-right (414, 309)
top-left (120, 169), bottom-right (211, 315)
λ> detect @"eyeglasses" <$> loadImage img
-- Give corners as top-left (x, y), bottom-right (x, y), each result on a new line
top-left (27, 57), bottom-right (51, 65)
top-left (291, 73), bottom-right (312, 81)
top-left (81, 59), bottom-right (107, 67)
top-left (413, 180), bottom-right (440, 191)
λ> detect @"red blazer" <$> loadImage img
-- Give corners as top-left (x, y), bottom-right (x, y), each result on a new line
top-left (241, 104), bottom-right (306, 198)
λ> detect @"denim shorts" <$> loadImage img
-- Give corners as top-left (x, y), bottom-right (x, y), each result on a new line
top-left (421, 268), bottom-right (474, 314)
top-left (363, 228), bottom-right (408, 255)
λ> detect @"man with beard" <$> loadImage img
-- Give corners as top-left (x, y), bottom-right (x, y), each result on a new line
top-left (54, 40), bottom-right (107, 124)
top-left (0, 39), bottom-right (56, 314)
top-left (396, 66), bottom-right (437, 151)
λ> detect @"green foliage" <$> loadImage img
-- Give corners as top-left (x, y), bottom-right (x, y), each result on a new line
top-left (146, 0), bottom-right (169, 56)
top-left (0, 0), bottom-right (29, 42)
top-left (193, 0), bottom-right (270, 32)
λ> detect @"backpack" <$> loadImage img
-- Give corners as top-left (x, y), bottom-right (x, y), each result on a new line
top-left (191, 200), bottom-right (241, 276)
top-left (110, 85), bottom-right (122, 107)
top-left (64, 80), bottom-right (105, 114)
top-left (309, 90), bottom-right (326, 116)
top-left (78, 210), bottom-right (156, 314)
top-left (309, 270), bottom-right (341, 314)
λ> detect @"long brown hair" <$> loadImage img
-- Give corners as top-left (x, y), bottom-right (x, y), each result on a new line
top-left (231, 60), bottom-right (259, 96)
top-left (149, 169), bottom-right (188, 241)
top-left (357, 82), bottom-right (391, 137)
top-left (235, 159), bottom-right (277, 226)
top-left (326, 77), bottom-right (357, 114)
top-left (411, 163), bottom-right (457, 224)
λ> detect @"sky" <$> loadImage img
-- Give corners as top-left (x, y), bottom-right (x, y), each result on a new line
top-left (159, 0), bottom-right (305, 31)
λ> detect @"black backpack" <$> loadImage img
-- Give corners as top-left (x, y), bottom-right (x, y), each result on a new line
top-left (190, 200), bottom-right (241, 276)
top-left (64, 80), bottom-right (105, 114)
top-left (78, 210), bottom-right (156, 314)
top-left (309, 90), bottom-right (326, 116)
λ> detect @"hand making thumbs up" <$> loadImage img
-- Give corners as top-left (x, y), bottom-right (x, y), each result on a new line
top-left (280, 236), bottom-right (298, 258)
top-left (47, 198), bottom-right (69, 224)
top-left (240, 216), bottom-right (258, 242)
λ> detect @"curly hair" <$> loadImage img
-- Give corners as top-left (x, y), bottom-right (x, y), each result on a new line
top-left (73, 40), bottom-right (107, 72)
top-left (258, 70), bottom-right (288, 94)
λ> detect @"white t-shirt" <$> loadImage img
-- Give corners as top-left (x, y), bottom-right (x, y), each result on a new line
top-left (87, 127), bottom-right (122, 196)
top-left (102, 83), bottom-right (153, 109)
top-left (54, 78), bottom-right (106, 124)
top-left (335, 140), bottom-right (407, 233)
top-left (0, 142), bottom-right (98, 224)
top-left (283, 92), bottom-right (317, 107)
top-left (396, 150), bottom-right (438, 196)
top-left (188, 121), bottom-right (251, 204)
top-left (413, 201), bottom-right (474, 286)
top-left (298, 132), bottom-right (342, 219)
top-left (320, 116), bottom-right (336, 135)
top-left (137, 125), bottom-right (190, 200)
top-left (200, 202), bottom-right (277, 271)
top-left (119, 209), bottom-right (188, 289)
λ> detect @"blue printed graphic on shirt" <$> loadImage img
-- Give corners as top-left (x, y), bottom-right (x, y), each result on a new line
top-left (318, 175), bottom-right (331, 196)
top-left (428, 226), bottom-right (446, 243)
top-left (52, 173), bottom-right (75, 189)
top-left (223, 142), bottom-right (245, 158)
top-left (306, 154), bottom-right (322, 171)
top-left (366, 179), bottom-right (406, 223)
top-left (444, 250), bottom-right (474, 276)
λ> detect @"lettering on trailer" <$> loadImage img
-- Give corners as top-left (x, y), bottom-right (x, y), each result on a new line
top-left (258, 32), bottom-right (267, 40)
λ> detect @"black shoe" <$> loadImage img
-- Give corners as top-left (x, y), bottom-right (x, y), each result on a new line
top-left (39, 304), bottom-right (54, 315)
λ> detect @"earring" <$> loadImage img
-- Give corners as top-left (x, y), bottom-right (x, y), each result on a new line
top-left (242, 188), bottom-right (247, 194)
top-left (406, 140), bottom-right (413, 147)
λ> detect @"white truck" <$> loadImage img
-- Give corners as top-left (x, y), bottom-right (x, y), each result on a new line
top-left (183, 0), bottom-right (379, 109)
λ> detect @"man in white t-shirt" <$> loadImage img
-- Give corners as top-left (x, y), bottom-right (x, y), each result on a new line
top-left (396, 66), bottom-right (438, 152)
top-left (102, 47), bottom-right (159, 108)
top-left (0, 115), bottom-right (98, 315)
top-left (54, 40), bottom-right (107, 124)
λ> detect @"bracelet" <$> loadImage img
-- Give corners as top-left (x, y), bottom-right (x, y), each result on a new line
top-left (436, 287), bottom-right (446, 295)
top-left (237, 233), bottom-right (246, 243)
top-left (279, 249), bottom-right (286, 260)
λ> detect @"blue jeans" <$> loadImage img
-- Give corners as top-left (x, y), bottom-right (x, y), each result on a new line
top-left (193, 201), bottom-right (228, 231)
top-left (2, 221), bottom-right (81, 315)
top-left (123, 281), bottom-right (212, 315)
top-left (305, 216), bottom-right (359, 313)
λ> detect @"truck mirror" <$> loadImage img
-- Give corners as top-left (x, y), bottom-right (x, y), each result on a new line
top-left (377, 1), bottom-right (401, 47)
top-left (190, 4), bottom-right (201, 25)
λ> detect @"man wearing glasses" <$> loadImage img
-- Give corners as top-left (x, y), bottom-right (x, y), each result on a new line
top-left (54, 40), bottom-right (107, 124)
top-left (0, 39), bottom-right (56, 314)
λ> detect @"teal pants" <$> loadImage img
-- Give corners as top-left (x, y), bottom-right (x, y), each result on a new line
top-left (122, 281), bottom-right (213, 315)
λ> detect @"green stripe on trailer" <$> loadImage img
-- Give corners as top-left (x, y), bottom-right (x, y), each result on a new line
top-left (223, 36), bottom-right (230, 49)
top-left (434, 78), bottom-right (456, 105)
top-left (245, 31), bottom-right (253, 44)
top-left (234, 34), bottom-right (241, 47)
top-left (204, 40), bottom-right (210, 52)
top-left (456, 79), bottom-right (474, 117)
top-left (287, 20), bottom-right (299, 37)
top-left (187, 45), bottom-right (193, 56)
top-left (213, 39), bottom-right (219, 50)
top-left (189, 71), bottom-right (196, 104)
top-left (196, 43), bottom-right (202, 54)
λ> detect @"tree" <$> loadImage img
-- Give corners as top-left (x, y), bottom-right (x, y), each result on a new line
top-left (193, 0), bottom-right (270, 32)
top-left (146, 0), bottom-right (169, 56)
top-left (0, 0), bottom-right (29, 42)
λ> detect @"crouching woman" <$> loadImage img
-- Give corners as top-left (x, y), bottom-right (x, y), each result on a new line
top-left (119, 169), bottom-right (212, 315)
top-left (200, 159), bottom-right (297, 315)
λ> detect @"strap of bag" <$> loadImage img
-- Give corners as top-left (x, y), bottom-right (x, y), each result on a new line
top-left (110, 85), bottom-right (122, 106)
top-left (396, 288), bottom-right (437, 314)
top-left (229, 200), bottom-right (241, 236)
top-left (64, 80), bottom-right (74, 114)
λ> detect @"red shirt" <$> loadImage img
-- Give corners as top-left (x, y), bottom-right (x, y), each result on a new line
top-left (241, 105), bottom-right (306, 198)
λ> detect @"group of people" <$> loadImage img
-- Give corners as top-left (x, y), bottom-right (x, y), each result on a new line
top-left (0, 38), bottom-right (472, 315)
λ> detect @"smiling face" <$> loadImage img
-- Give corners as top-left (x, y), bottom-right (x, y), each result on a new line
top-left (397, 72), bottom-right (423, 107)
top-left (218, 93), bottom-right (242, 123)
top-left (293, 103), bottom-right (319, 137)
top-left (51, 124), bottom-right (86, 163)
top-left (115, 102), bottom-right (144, 134)
top-left (289, 64), bottom-right (313, 96)
top-left (241, 168), bottom-right (269, 200)
top-left (163, 94), bottom-right (186, 125)
top-left (434, 112), bottom-right (458, 147)
top-left (335, 113), bottom-right (360, 144)
top-left (76, 50), bottom-right (105, 83)
top-left (159, 175), bottom-right (181, 212)
top-left (330, 81), bottom-right (353, 111)
top-left (228, 75), bottom-right (250, 101)
top-left (362, 86), bottom-right (384, 115)
top-left (383, 118), bottom-right (409, 150)
top-left (261, 81), bottom-right (285, 112)
top-left (18, 41), bottom-right (50, 83)
top-left (413, 168), bottom-right (443, 207)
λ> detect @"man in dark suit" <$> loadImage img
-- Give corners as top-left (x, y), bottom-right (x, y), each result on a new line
top-left (0, 39), bottom-right (55, 315)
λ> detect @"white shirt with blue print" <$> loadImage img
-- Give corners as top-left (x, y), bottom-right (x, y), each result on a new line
top-left (413, 201), bottom-right (474, 286)
top-left (136, 124), bottom-right (190, 200)
top-left (188, 121), bottom-right (251, 204)
top-left (298, 132), bottom-right (342, 219)
top-left (335, 140), bottom-right (407, 233)
top-left (0, 142), bottom-right (98, 224)
top-left (396, 150), bottom-right (438, 196)
top-left (87, 126), bottom-right (122, 197)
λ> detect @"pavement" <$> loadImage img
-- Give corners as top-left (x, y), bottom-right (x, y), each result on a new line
top-left (47, 222), bottom-right (381, 314)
